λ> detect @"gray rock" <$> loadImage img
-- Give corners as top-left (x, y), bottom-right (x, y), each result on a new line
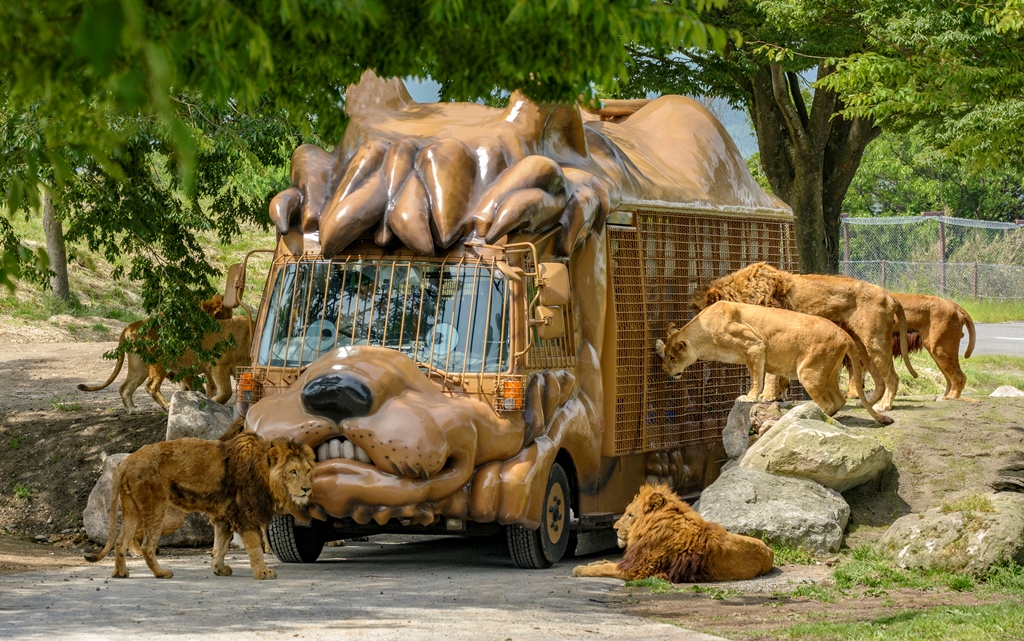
top-left (878, 493), bottom-right (1024, 576)
top-left (739, 413), bottom-right (892, 493)
top-left (990, 385), bottom-right (1024, 397)
top-left (166, 391), bottom-right (235, 441)
top-left (84, 453), bottom-right (213, 548)
top-left (695, 467), bottom-right (850, 554)
top-left (723, 400), bottom-right (757, 460)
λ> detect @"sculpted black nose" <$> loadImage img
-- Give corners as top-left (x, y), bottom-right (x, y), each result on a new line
top-left (300, 373), bottom-right (373, 423)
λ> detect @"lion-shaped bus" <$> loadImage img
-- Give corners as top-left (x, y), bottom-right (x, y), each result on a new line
top-left (223, 70), bottom-right (796, 568)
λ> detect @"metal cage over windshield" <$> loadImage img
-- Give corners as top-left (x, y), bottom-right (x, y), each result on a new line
top-left (256, 255), bottom-right (513, 377)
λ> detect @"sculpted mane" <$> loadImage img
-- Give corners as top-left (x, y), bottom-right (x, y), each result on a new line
top-left (269, 70), bottom-right (789, 259)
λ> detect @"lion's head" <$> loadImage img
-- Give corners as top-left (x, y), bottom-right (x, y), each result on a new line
top-left (267, 439), bottom-right (316, 509)
top-left (613, 483), bottom-right (686, 548)
top-left (654, 324), bottom-right (696, 380)
top-left (691, 262), bottom-right (788, 311)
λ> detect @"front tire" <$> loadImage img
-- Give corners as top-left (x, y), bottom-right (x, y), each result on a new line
top-left (268, 515), bottom-right (325, 563)
top-left (507, 462), bottom-right (572, 569)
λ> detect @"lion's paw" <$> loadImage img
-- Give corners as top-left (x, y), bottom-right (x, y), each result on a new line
top-left (156, 570), bottom-right (173, 579)
top-left (254, 567), bottom-right (277, 580)
top-left (213, 564), bottom-right (232, 576)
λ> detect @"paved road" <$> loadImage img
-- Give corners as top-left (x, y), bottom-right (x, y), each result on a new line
top-left (969, 322), bottom-right (1024, 357)
top-left (0, 535), bottom-right (726, 641)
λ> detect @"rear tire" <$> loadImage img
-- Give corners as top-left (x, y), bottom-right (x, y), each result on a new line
top-left (507, 462), bottom-right (572, 569)
top-left (268, 515), bottom-right (325, 563)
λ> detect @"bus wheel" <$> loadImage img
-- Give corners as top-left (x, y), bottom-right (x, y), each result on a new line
top-left (507, 462), bottom-right (572, 569)
top-left (267, 514), bottom-right (325, 563)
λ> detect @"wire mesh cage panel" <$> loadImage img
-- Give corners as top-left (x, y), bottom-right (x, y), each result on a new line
top-left (609, 210), bottom-right (798, 455)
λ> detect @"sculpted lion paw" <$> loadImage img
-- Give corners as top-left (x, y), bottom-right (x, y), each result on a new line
top-left (254, 567), bottom-right (277, 580)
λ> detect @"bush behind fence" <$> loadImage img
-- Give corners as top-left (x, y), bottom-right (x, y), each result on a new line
top-left (842, 215), bottom-right (1024, 299)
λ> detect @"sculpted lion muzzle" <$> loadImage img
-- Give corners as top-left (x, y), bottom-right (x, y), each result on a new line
top-left (247, 346), bottom-right (525, 527)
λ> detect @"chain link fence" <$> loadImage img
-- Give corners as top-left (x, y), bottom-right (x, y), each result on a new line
top-left (839, 215), bottom-right (1024, 299)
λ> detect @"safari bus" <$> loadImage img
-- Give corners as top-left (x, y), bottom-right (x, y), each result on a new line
top-left (222, 71), bottom-right (797, 568)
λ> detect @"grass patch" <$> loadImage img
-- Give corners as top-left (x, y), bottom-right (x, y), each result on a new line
top-left (7, 437), bottom-right (23, 450)
top-left (690, 585), bottom-right (738, 600)
top-left (625, 576), bottom-right (673, 594)
top-left (12, 483), bottom-right (30, 503)
top-left (90, 322), bottom-right (109, 333)
top-left (768, 539), bottom-right (818, 566)
top-left (956, 297), bottom-right (1024, 323)
top-left (49, 395), bottom-right (82, 412)
top-left (941, 494), bottom-right (996, 514)
top-left (775, 600), bottom-right (1024, 640)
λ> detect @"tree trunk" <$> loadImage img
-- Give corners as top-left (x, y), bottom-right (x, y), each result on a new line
top-left (41, 190), bottom-right (70, 302)
top-left (745, 63), bottom-right (879, 274)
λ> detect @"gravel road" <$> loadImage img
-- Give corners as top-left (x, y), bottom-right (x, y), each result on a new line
top-left (0, 534), bottom-right (725, 641)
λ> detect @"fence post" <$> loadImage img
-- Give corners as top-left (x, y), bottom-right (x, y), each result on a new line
top-left (842, 216), bottom-right (850, 276)
top-left (973, 262), bottom-right (978, 298)
top-left (881, 260), bottom-right (886, 289)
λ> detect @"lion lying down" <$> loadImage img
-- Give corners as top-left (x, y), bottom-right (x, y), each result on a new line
top-left (85, 419), bottom-right (316, 580)
top-left (572, 484), bottom-right (774, 582)
top-left (655, 301), bottom-right (893, 425)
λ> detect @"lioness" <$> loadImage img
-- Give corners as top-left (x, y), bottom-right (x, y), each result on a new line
top-left (655, 301), bottom-right (893, 425)
top-left (85, 420), bottom-right (316, 580)
top-left (78, 298), bottom-right (251, 413)
top-left (572, 483), bottom-right (774, 582)
top-left (693, 262), bottom-right (916, 411)
top-left (890, 293), bottom-right (975, 400)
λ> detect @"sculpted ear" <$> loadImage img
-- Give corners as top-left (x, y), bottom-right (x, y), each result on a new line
top-left (654, 339), bottom-right (666, 359)
top-left (644, 492), bottom-right (666, 513)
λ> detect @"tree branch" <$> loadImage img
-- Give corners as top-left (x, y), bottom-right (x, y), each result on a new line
top-left (769, 63), bottom-right (811, 156)
top-left (787, 71), bottom-right (809, 130)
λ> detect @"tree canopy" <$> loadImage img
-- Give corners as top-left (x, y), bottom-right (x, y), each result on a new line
top-left (821, 0), bottom-right (1024, 171)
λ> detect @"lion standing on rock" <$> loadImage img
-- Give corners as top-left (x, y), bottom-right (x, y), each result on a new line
top-left (693, 262), bottom-right (916, 411)
top-left (572, 484), bottom-right (774, 582)
top-left (85, 419), bottom-right (317, 580)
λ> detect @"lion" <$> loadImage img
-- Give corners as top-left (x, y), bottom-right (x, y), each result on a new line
top-left (78, 296), bottom-right (252, 413)
top-left (572, 483), bottom-right (774, 582)
top-left (693, 262), bottom-right (916, 411)
top-left (654, 301), bottom-right (893, 425)
top-left (847, 292), bottom-right (976, 401)
top-left (85, 419), bottom-right (316, 580)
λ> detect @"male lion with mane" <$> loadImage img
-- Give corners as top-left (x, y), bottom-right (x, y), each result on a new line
top-left (78, 295), bottom-right (252, 413)
top-left (85, 420), bottom-right (316, 580)
top-left (572, 484), bottom-right (774, 582)
top-left (655, 301), bottom-right (893, 425)
top-left (693, 262), bottom-right (916, 411)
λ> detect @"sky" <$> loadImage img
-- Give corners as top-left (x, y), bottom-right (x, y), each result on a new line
top-left (403, 77), bottom-right (758, 159)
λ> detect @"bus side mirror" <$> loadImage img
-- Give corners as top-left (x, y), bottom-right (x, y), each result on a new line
top-left (534, 306), bottom-right (565, 339)
top-left (223, 263), bottom-right (244, 309)
top-left (538, 263), bottom-right (570, 306)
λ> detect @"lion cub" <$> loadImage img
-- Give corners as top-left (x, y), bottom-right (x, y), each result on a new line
top-left (654, 301), bottom-right (892, 425)
top-left (85, 420), bottom-right (317, 580)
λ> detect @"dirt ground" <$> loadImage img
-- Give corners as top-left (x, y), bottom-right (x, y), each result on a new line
top-left (2, 316), bottom-right (1024, 638)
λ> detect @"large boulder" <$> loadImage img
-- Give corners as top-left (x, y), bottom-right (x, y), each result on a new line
top-left (878, 493), bottom-right (1024, 576)
top-left (166, 391), bottom-right (235, 441)
top-left (84, 453), bottom-right (213, 547)
top-left (739, 405), bottom-right (892, 493)
top-left (695, 467), bottom-right (850, 554)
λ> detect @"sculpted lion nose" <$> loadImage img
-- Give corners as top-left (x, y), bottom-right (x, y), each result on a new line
top-left (301, 373), bottom-right (373, 423)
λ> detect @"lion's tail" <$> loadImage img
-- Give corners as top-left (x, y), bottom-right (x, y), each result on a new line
top-left (77, 326), bottom-right (129, 392)
top-left (84, 462), bottom-right (124, 563)
top-left (893, 300), bottom-right (918, 378)
top-left (958, 305), bottom-right (976, 359)
top-left (847, 341), bottom-right (894, 426)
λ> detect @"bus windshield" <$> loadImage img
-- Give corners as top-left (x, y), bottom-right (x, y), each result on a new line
top-left (256, 258), bottom-right (512, 374)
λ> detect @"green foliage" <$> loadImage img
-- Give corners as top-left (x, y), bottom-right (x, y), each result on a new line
top-left (822, 1), bottom-right (1024, 171)
top-left (946, 574), bottom-right (976, 592)
top-left (690, 585), bottom-right (737, 600)
top-left (843, 131), bottom-right (1024, 222)
top-left (7, 437), bottom-right (23, 450)
top-left (625, 576), bottom-right (673, 593)
top-left (954, 298), bottom-right (1024, 324)
top-left (766, 539), bottom-right (818, 566)
top-left (48, 396), bottom-right (82, 412)
top-left (941, 495), bottom-right (996, 515)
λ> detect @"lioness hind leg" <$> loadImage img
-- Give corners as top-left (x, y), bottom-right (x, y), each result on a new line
top-left (139, 519), bottom-right (173, 579)
top-left (211, 520), bottom-right (233, 576)
top-left (240, 529), bottom-right (276, 580)
top-left (571, 561), bottom-right (630, 580)
top-left (112, 493), bottom-right (140, 578)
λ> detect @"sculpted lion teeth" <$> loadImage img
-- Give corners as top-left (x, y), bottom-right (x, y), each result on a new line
top-left (328, 438), bottom-right (342, 460)
top-left (317, 442), bottom-right (330, 462)
top-left (342, 440), bottom-right (355, 460)
top-left (354, 446), bottom-right (371, 464)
